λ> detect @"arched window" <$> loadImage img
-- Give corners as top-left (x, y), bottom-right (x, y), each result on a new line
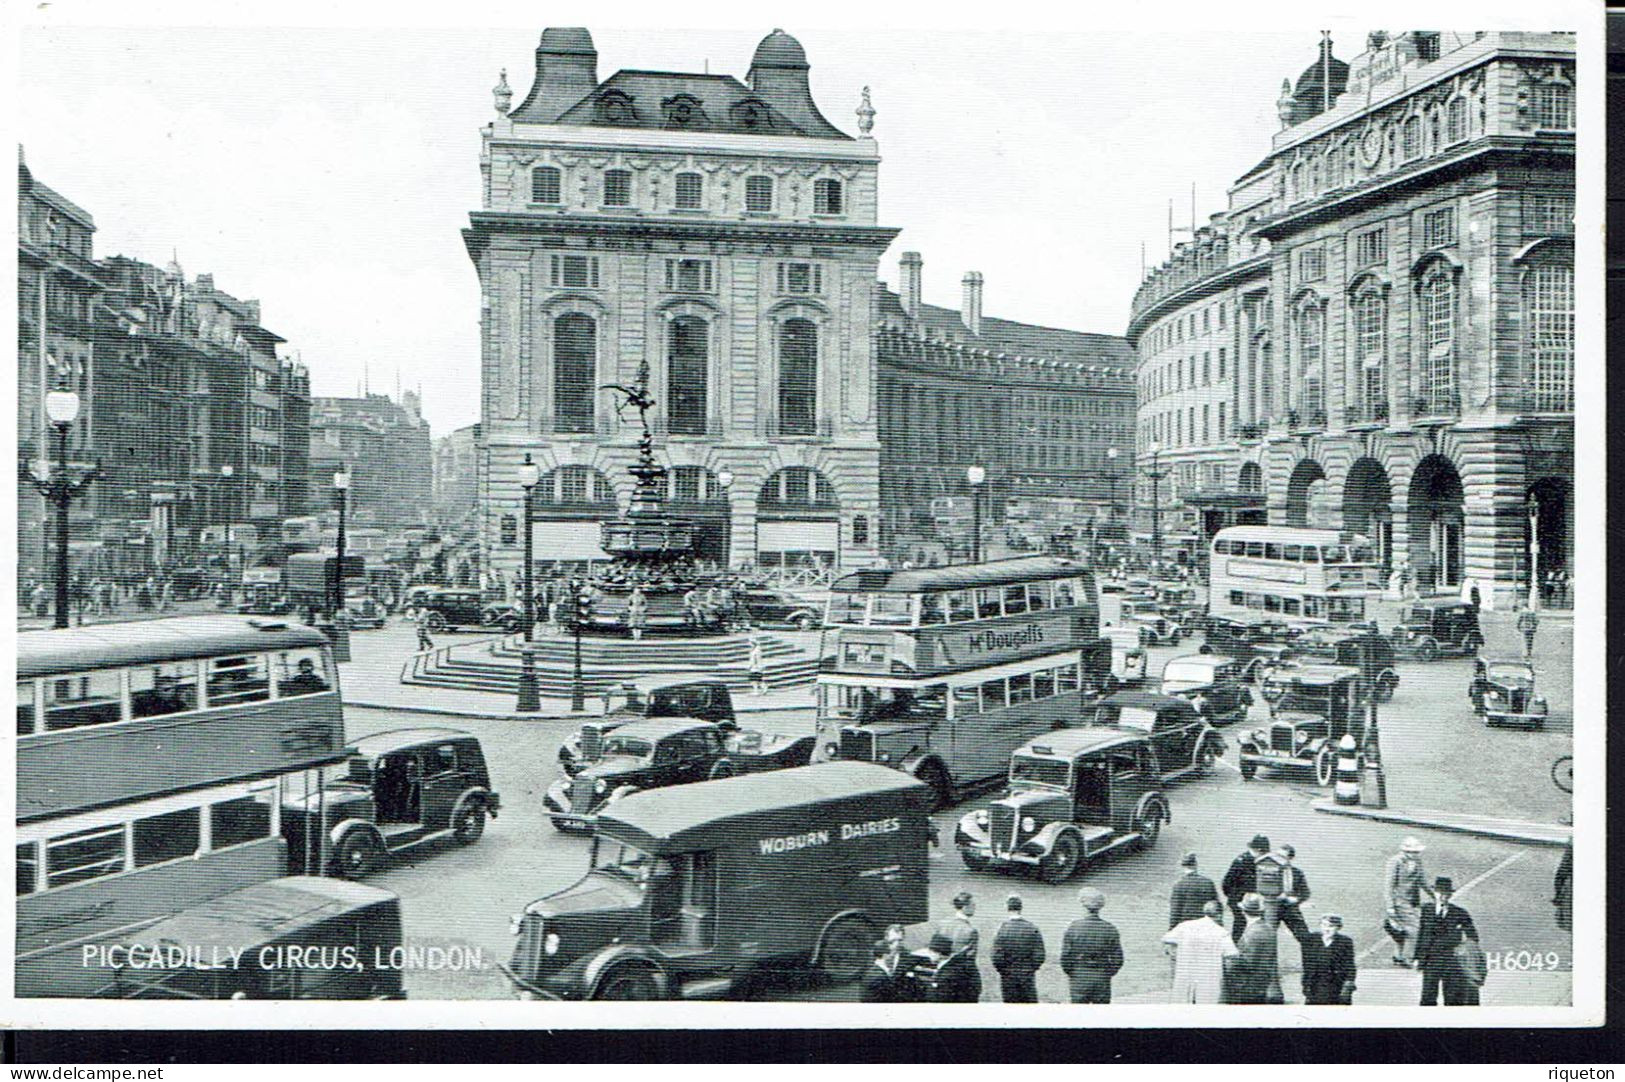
top-left (1353, 290), bottom-right (1387, 420)
top-left (674, 171), bottom-right (703, 210)
top-left (1524, 261), bottom-right (1573, 411)
top-left (745, 175), bottom-right (774, 213)
top-left (1419, 268), bottom-right (1457, 412)
top-left (778, 318), bottom-right (818, 435)
top-left (531, 166), bottom-right (561, 205)
top-left (553, 313), bottom-right (596, 434)
top-left (813, 178), bottom-right (843, 215)
top-left (667, 316), bottom-right (708, 435)
top-left (1296, 304), bottom-right (1324, 419)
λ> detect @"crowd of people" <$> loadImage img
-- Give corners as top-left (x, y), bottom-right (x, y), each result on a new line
top-left (20, 572), bottom-right (186, 622)
top-left (861, 833), bottom-right (1486, 1006)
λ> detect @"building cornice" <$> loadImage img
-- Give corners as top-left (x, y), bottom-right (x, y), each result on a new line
top-left (462, 211), bottom-right (901, 262)
top-left (1125, 253), bottom-right (1271, 342)
top-left (490, 121), bottom-right (880, 163)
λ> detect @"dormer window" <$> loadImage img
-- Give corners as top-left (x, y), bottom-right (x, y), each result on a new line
top-left (662, 94), bottom-right (705, 128)
top-left (596, 91), bottom-right (636, 124)
top-left (531, 166), bottom-right (562, 205)
top-left (603, 169), bottom-right (632, 208)
top-left (674, 172), bottom-right (704, 210)
top-left (813, 178), bottom-right (843, 215)
top-left (745, 175), bottom-right (774, 214)
top-left (731, 98), bottom-right (769, 130)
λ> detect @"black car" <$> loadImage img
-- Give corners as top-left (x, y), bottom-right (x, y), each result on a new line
top-left (736, 588), bottom-right (821, 631)
top-left (1199, 617), bottom-right (1299, 679)
top-left (1391, 599), bottom-right (1483, 661)
top-left (1295, 628), bottom-right (1401, 702)
top-left (283, 728), bottom-right (500, 878)
top-left (544, 718), bottom-right (814, 832)
top-left (415, 588), bottom-right (521, 633)
top-left (1159, 654), bottom-right (1254, 726)
top-left (558, 680), bottom-right (739, 775)
top-left (1084, 691), bottom-right (1225, 782)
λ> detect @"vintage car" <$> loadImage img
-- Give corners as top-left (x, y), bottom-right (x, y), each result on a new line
top-left (415, 588), bottom-right (522, 633)
top-left (1084, 690), bottom-right (1226, 780)
top-left (341, 593), bottom-right (388, 630)
top-left (1120, 599), bottom-right (1186, 646)
top-left (1470, 658), bottom-right (1549, 728)
top-left (1101, 626), bottom-right (1149, 687)
top-left (1293, 627), bottom-right (1400, 702)
top-left (954, 728), bottom-right (1172, 883)
top-left (1199, 617), bottom-right (1300, 679)
top-left (236, 588), bottom-right (294, 616)
top-left (1391, 598), bottom-right (1483, 661)
top-left (543, 718), bottom-right (815, 832)
top-left (1238, 664), bottom-right (1366, 785)
top-left (1159, 654), bottom-right (1254, 727)
top-left (558, 680), bottom-right (738, 775)
top-left (735, 587), bottom-right (822, 631)
top-left (283, 728), bottom-right (500, 879)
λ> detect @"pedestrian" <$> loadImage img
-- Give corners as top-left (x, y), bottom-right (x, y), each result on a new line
top-left (990, 894), bottom-right (1046, 1003)
top-left (860, 938), bottom-right (906, 1004)
top-left (927, 891), bottom-right (981, 1003)
top-left (748, 633), bottom-right (767, 695)
top-left (1274, 844), bottom-right (1313, 946)
top-left (1383, 836), bottom-right (1429, 967)
top-left (1416, 876), bottom-right (1482, 1006)
top-left (1169, 851), bottom-right (1220, 929)
top-left (1162, 900), bottom-right (1236, 1004)
top-left (627, 586), bottom-right (647, 641)
top-left (1060, 888), bottom-right (1123, 1004)
top-left (415, 607), bottom-right (435, 652)
top-left (683, 587), bottom-right (701, 627)
top-left (1517, 603), bottom-right (1539, 662)
top-left (1224, 894), bottom-right (1280, 1004)
top-left (1222, 834), bottom-right (1270, 944)
top-left (1301, 914), bottom-right (1357, 1005)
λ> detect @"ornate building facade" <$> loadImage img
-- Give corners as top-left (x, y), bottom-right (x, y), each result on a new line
top-left (1127, 31), bottom-right (1575, 609)
top-left (465, 28), bottom-right (898, 579)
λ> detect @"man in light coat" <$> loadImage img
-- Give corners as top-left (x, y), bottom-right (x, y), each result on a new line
top-left (1384, 836), bottom-right (1429, 966)
top-left (1163, 900), bottom-right (1236, 1004)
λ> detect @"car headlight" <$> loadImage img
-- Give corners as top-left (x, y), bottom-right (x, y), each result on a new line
top-left (1252, 729), bottom-right (1269, 745)
top-left (1294, 730), bottom-right (1309, 749)
top-left (595, 779), bottom-right (607, 794)
top-left (878, 751), bottom-right (891, 762)
top-left (509, 913), bottom-right (525, 936)
top-left (1021, 816), bottom-right (1036, 833)
top-left (544, 932), bottom-right (560, 956)
top-left (824, 742), bottom-right (839, 758)
top-left (973, 809), bottom-right (989, 826)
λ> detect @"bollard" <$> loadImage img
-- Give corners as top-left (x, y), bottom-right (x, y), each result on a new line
top-left (1334, 733), bottom-right (1360, 805)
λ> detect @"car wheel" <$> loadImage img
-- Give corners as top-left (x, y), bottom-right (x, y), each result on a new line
top-left (1239, 757), bottom-right (1257, 781)
top-left (1039, 833), bottom-right (1082, 883)
top-left (708, 759), bottom-right (736, 781)
top-left (960, 849), bottom-right (992, 873)
top-left (334, 832), bottom-right (383, 880)
top-left (1135, 808), bottom-right (1162, 850)
top-left (817, 915), bottom-right (877, 982)
top-left (1314, 745), bottom-right (1336, 787)
top-left (1199, 643), bottom-right (1213, 655)
top-left (453, 803), bottom-right (486, 845)
top-left (1195, 740), bottom-right (1217, 775)
top-left (1416, 639), bottom-right (1438, 662)
top-left (595, 964), bottom-right (665, 1001)
top-left (426, 612), bottom-right (447, 632)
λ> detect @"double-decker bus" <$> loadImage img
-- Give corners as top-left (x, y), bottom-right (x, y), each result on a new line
top-left (812, 557), bottom-right (1108, 808)
top-left (15, 616), bottom-right (347, 997)
top-left (1208, 526), bottom-right (1384, 626)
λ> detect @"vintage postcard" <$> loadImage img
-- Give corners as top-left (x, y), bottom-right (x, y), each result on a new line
top-left (3, 0), bottom-right (1604, 1031)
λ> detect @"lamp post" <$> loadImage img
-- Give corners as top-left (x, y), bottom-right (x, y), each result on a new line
top-left (331, 467), bottom-right (351, 617)
top-left (1145, 441), bottom-right (1168, 574)
top-left (715, 468), bottom-right (734, 568)
top-left (515, 454), bottom-right (541, 714)
top-left (1527, 493), bottom-right (1541, 611)
top-left (966, 465), bottom-right (986, 564)
top-left (26, 389), bottom-right (99, 628)
top-left (219, 464), bottom-right (237, 594)
top-left (1106, 447), bottom-right (1119, 518)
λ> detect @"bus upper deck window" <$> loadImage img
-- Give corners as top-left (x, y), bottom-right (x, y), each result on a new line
top-left (952, 686), bottom-right (979, 718)
top-left (276, 649), bottom-right (331, 697)
top-left (1323, 546), bottom-right (1345, 563)
top-left (919, 595), bottom-right (947, 626)
top-left (1027, 582), bottom-right (1050, 611)
top-left (1283, 598), bottom-right (1302, 615)
top-left (207, 655), bottom-right (271, 707)
top-left (1053, 579), bottom-right (1076, 607)
top-left (1246, 542), bottom-right (1265, 558)
top-left (1304, 546), bottom-right (1321, 562)
top-left (977, 588), bottom-right (1002, 619)
top-left (947, 591), bottom-right (975, 622)
top-left (870, 595), bottom-right (915, 626)
top-left (130, 662), bottom-right (199, 719)
top-left (43, 670), bottom-right (124, 732)
top-left (980, 679), bottom-right (1006, 712)
top-left (1003, 585), bottom-right (1028, 615)
top-left (1282, 545), bottom-right (1301, 561)
top-left (17, 680), bottom-right (36, 736)
top-left (1264, 543), bottom-right (1282, 560)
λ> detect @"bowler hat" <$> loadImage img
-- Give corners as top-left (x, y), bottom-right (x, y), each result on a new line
top-left (1434, 876), bottom-right (1454, 892)
top-left (1240, 892), bottom-right (1264, 915)
top-left (1079, 888), bottom-right (1106, 911)
top-left (1401, 836), bottom-right (1425, 853)
top-left (1250, 834), bottom-right (1271, 851)
top-left (1323, 913), bottom-right (1343, 927)
top-left (1180, 852), bottom-right (1198, 868)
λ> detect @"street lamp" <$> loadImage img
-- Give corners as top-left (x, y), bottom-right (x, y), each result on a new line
top-left (331, 467), bottom-right (351, 617)
top-left (966, 465), bottom-right (986, 564)
top-left (219, 464), bottom-right (237, 591)
top-left (24, 389), bottom-right (99, 628)
top-left (716, 468), bottom-right (735, 569)
top-left (1145, 441), bottom-right (1168, 575)
top-left (515, 454), bottom-right (542, 714)
top-left (1106, 447), bottom-right (1119, 518)
top-left (1527, 493), bottom-right (1541, 611)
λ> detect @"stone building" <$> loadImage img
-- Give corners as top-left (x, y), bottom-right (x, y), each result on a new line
top-left (465, 27), bottom-right (898, 578)
top-left (308, 391), bottom-right (434, 530)
top-left (876, 252), bottom-right (1135, 559)
top-left (1126, 31), bottom-right (1575, 608)
top-left (433, 422), bottom-right (482, 527)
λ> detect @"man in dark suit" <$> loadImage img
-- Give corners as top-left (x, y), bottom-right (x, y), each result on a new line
top-left (1170, 852), bottom-right (1220, 929)
top-left (1060, 888), bottom-right (1124, 1003)
top-left (1415, 876), bottom-right (1481, 1005)
top-left (1275, 843), bottom-right (1313, 946)
top-left (860, 939), bottom-right (904, 1003)
top-left (1222, 834), bottom-right (1270, 945)
top-left (1302, 913), bottom-right (1358, 1004)
top-left (990, 894), bottom-right (1046, 1003)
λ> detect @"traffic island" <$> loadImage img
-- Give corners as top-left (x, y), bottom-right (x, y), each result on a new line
top-left (1311, 799), bottom-right (1571, 847)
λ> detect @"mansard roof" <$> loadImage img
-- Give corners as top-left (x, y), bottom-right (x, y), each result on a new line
top-left (878, 288), bottom-right (1135, 375)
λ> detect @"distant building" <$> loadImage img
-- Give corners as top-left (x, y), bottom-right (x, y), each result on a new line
top-left (876, 252), bottom-right (1135, 560)
top-left (433, 422), bottom-right (481, 527)
top-left (309, 391), bottom-right (434, 530)
top-left (1127, 31), bottom-right (1574, 607)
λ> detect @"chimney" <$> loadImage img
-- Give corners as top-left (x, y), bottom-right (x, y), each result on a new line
top-left (962, 271), bottom-right (984, 336)
top-left (244, 300), bottom-right (261, 325)
top-left (900, 251), bottom-right (922, 319)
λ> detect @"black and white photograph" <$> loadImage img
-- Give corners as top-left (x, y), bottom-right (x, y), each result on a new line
top-left (4, 0), bottom-right (1604, 1035)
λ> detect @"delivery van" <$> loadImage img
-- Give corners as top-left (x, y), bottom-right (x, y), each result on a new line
top-left (503, 762), bottom-right (932, 1000)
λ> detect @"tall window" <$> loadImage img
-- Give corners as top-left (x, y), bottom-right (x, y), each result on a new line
top-left (1259, 341), bottom-right (1273, 417)
top-left (549, 254), bottom-right (600, 289)
top-left (1353, 290), bottom-right (1387, 418)
top-left (1419, 269), bottom-right (1457, 410)
top-left (1217, 401), bottom-right (1226, 439)
top-left (1354, 227), bottom-right (1387, 268)
top-left (553, 313), bottom-right (597, 434)
top-left (813, 178), bottom-right (843, 215)
top-left (1296, 305), bottom-right (1324, 418)
top-left (674, 172), bottom-right (703, 210)
top-left (531, 166), bottom-right (562, 205)
top-left (1525, 262), bottom-right (1574, 411)
top-left (603, 169), bottom-right (632, 207)
top-left (1422, 206), bottom-right (1457, 248)
top-left (664, 258), bottom-right (714, 293)
top-left (745, 175), bottom-right (774, 213)
top-left (667, 317), bottom-right (709, 435)
top-left (778, 318), bottom-right (818, 435)
top-left (1530, 81), bottom-right (1575, 130)
top-left (1446, 97), bottom-right (1468, 143)
top-left (1402, 115), bottom-right (1422, 160)
top-left (1523, 192), bottom-right (1575, 236)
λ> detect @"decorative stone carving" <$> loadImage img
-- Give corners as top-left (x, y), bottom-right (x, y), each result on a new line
top-left (856, 86), bottom-right (875, 136)
top-left (492, 69), bottom-right (512, 114)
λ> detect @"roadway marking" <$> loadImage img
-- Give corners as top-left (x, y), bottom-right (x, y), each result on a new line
top-left (1355, 849), bottom-right (1527, 964)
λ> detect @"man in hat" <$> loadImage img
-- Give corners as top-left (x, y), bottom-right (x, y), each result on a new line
top-left (990, 894), bottom-right (1046, 1003)
top-left (1415, 876), bottom-right (1481, 1005)
top-left (1222, 834), bottom-right (1271, 944)
top-left (1384, 836), bottom-right (1429, 966)
top-left (1163, 900), bottom-right (1236, 1004)
top-left (1301, 914), bottom-right (1357, 1004)
top-left (1060, 888), bottom-right (1123, 1004)
top-left (1169, 852), bottom-right (1220, 930)
top-left (1225, 893), bottom-right (1280, 1004)
top-left (927, 891), bottom-right (981, 1003)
